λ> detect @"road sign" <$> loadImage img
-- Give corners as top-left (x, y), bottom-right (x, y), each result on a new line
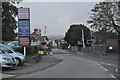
top-left (19, 37), bottom-right (30, 46)
top-left (18, 20), bottom-right (30, 36)
top-left (18, 8), bottom-right (30, 19)
top-left (78, 41), bottom-right (82, 45)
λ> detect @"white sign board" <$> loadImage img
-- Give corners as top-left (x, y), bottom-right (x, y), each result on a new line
top-left (18, 8), bottom-right (30, 19)
top-left (78, 41), bottom-right (82, 45)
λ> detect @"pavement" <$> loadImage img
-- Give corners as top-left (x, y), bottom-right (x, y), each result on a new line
top-left (1, 55), bottom-right (62, 79)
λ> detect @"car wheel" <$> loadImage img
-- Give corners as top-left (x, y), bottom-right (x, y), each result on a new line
top-left (15, 58), bottom-right (22, 66)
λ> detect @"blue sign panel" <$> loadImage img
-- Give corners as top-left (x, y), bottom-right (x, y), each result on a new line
top-left (18, 20), bottom-right (30, 36)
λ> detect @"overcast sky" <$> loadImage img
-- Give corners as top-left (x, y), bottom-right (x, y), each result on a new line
top-left (17, 2), bottom-right (98, 36)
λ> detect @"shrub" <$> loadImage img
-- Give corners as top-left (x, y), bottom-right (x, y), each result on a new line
top-left (14, 45), bottom-right (46, 55)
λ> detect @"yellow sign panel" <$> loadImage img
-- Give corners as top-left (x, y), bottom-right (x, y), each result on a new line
top-left (38, 51), bottom-right (44, 55)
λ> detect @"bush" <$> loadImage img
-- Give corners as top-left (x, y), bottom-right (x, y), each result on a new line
top-left (61, 42), bottom-right (69, 49)
top-left (14, 46), bottom-right (41, 55)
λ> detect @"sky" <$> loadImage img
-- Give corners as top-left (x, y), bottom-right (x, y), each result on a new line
top-left (17, 1), bottom-right (98, 36)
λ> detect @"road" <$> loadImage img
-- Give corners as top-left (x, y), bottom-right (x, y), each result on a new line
top-left (16, 48), bottom-right (117, 78)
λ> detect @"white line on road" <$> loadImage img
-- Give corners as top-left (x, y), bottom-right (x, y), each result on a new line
top-left (110, 74), bottom-right (116, 79)
top-left (66, 54), bottom-right (70, 56)
top-left (99, 62), bottom-right (117, 67)
top-left (0, 74), bottom-right (16, 78)
top-left (97, 62), bottom-right (117, 79)
top-left (97, 63), bottom-right (108, 71)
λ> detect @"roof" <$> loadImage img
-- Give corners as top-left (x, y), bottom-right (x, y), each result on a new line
top-left (31, 32), bottom-right (44, 42)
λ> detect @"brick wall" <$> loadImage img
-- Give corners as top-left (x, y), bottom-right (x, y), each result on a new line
top-left (106, 39), bottom-right (118, 53)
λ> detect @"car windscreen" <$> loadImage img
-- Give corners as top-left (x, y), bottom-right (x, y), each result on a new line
top-left (0, 45), bottom-right (13, 53)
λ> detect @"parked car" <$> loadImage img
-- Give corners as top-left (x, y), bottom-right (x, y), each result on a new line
top-left (0, 50), bottom-right (17, 67)
top-left (0, 44), bottom-right (25, 65)
top-left (3, 41), bottom-right (20, 49)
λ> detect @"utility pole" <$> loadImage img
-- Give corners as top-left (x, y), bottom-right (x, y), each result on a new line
top-left (82, 29), bottom-right (85, 48)
top-left (44, 26), bottom-right (47, 41)
top-left (44, 26), bottom-right (46, 37)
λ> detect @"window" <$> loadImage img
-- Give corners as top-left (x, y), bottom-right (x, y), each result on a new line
top-left (0, 45), bottom-right (13, 53)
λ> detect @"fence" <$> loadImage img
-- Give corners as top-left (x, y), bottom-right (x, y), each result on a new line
top-left (80, 45), bottom-right (106, 55)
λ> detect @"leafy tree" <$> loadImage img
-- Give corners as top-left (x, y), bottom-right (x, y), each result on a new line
top-left (64, 24), bottom-right (91, 46)
top-left (60, 41), bottom-right (69, 49)
top-left (2, 2), bottom-right (18, 41)
top-left (87, 2), bottom-right (120, 35)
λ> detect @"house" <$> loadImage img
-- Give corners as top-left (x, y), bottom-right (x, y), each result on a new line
top-left (30, 29), bottom-right (46, 46)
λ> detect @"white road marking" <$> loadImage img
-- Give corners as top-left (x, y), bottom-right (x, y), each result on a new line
top-left (97, 63), bottom-right (117, 79)
top-left (97, 63), bottom-right (108, 71)
top-left (66, 54), bottom-right (70, 56)
top-left (0, 73), bottom-right (16, 78)
top-left (100, 62), bottom-right (117, 67)
top-left (110, 74), bottom-right (116, 79)
top-left (76, 52), bottom-right (83, 55)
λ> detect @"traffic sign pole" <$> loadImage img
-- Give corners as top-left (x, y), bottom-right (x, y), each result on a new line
top-left (24, 46), bottom-right (26, 57)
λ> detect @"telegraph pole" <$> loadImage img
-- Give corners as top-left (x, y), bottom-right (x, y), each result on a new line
top-left (82, 29), bottom-right (85, 48)
top-left (44, 26), bottom-right (47, 42)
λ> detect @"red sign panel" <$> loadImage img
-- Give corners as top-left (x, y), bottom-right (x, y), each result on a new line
top-left (19, 37), bottom-right (30, 46)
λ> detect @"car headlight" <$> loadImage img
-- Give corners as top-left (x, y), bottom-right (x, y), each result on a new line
top-left (3, 58), bottom-right (11, 61)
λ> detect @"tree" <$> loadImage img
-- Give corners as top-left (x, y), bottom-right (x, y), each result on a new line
top-left (64, 24), bottom-right (91, 46)
top-left (87, 2), bottom-right (120, 35)
top-left (2, 2), bottom-right (18, 41)
top-left (93, 28), bottom-right (118, 45)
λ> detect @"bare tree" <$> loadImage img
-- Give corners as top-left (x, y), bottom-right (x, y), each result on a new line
top-left (87, 2), bottom-right (120, 35)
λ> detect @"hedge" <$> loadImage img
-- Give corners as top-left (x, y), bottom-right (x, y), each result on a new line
top-left (14, 46), bottom-right (43, 55)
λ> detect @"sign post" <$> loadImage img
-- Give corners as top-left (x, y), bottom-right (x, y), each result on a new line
top-left (18, 8), bottom-right (30, 57)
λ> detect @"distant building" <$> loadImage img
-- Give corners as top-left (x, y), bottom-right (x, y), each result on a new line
top-left (30, 29), bottom-right (45, 46)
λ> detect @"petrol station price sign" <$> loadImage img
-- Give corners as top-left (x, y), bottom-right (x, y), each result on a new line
top-left (18, 20), bottom-right (30, 37)
top-left (18, 8), bottom-right (30, 46)
top-left (19, 37), bottom-right (30, 46)
top-left (18, 8), bottom-right (30, 19)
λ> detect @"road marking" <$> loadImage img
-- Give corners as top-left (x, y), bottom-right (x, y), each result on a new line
top-left (98, 62), bottom-right (117, 79)
top-left (99, 62), bottom-right (117, 67)
top-left (97, 63), bottom-right (108, 71)
top-left (66, 54), bottom-right (70, 56)
top-left (76, 52), bottom-right (83, 55)
top-left (0, 73), bottom-right (16, 78)
top-left (110, 74), bottom-right (116, 79)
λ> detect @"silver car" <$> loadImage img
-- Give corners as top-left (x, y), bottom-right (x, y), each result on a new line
top-left (3, 41), bottom-right (20, 49)
top-left (0, 50), bottom-right (17, 67)
top-left (0, 44), bottom-right (25, 66)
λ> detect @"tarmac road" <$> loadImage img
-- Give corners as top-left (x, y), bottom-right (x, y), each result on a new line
top-left (16, 49), bottom-right (116, 78)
